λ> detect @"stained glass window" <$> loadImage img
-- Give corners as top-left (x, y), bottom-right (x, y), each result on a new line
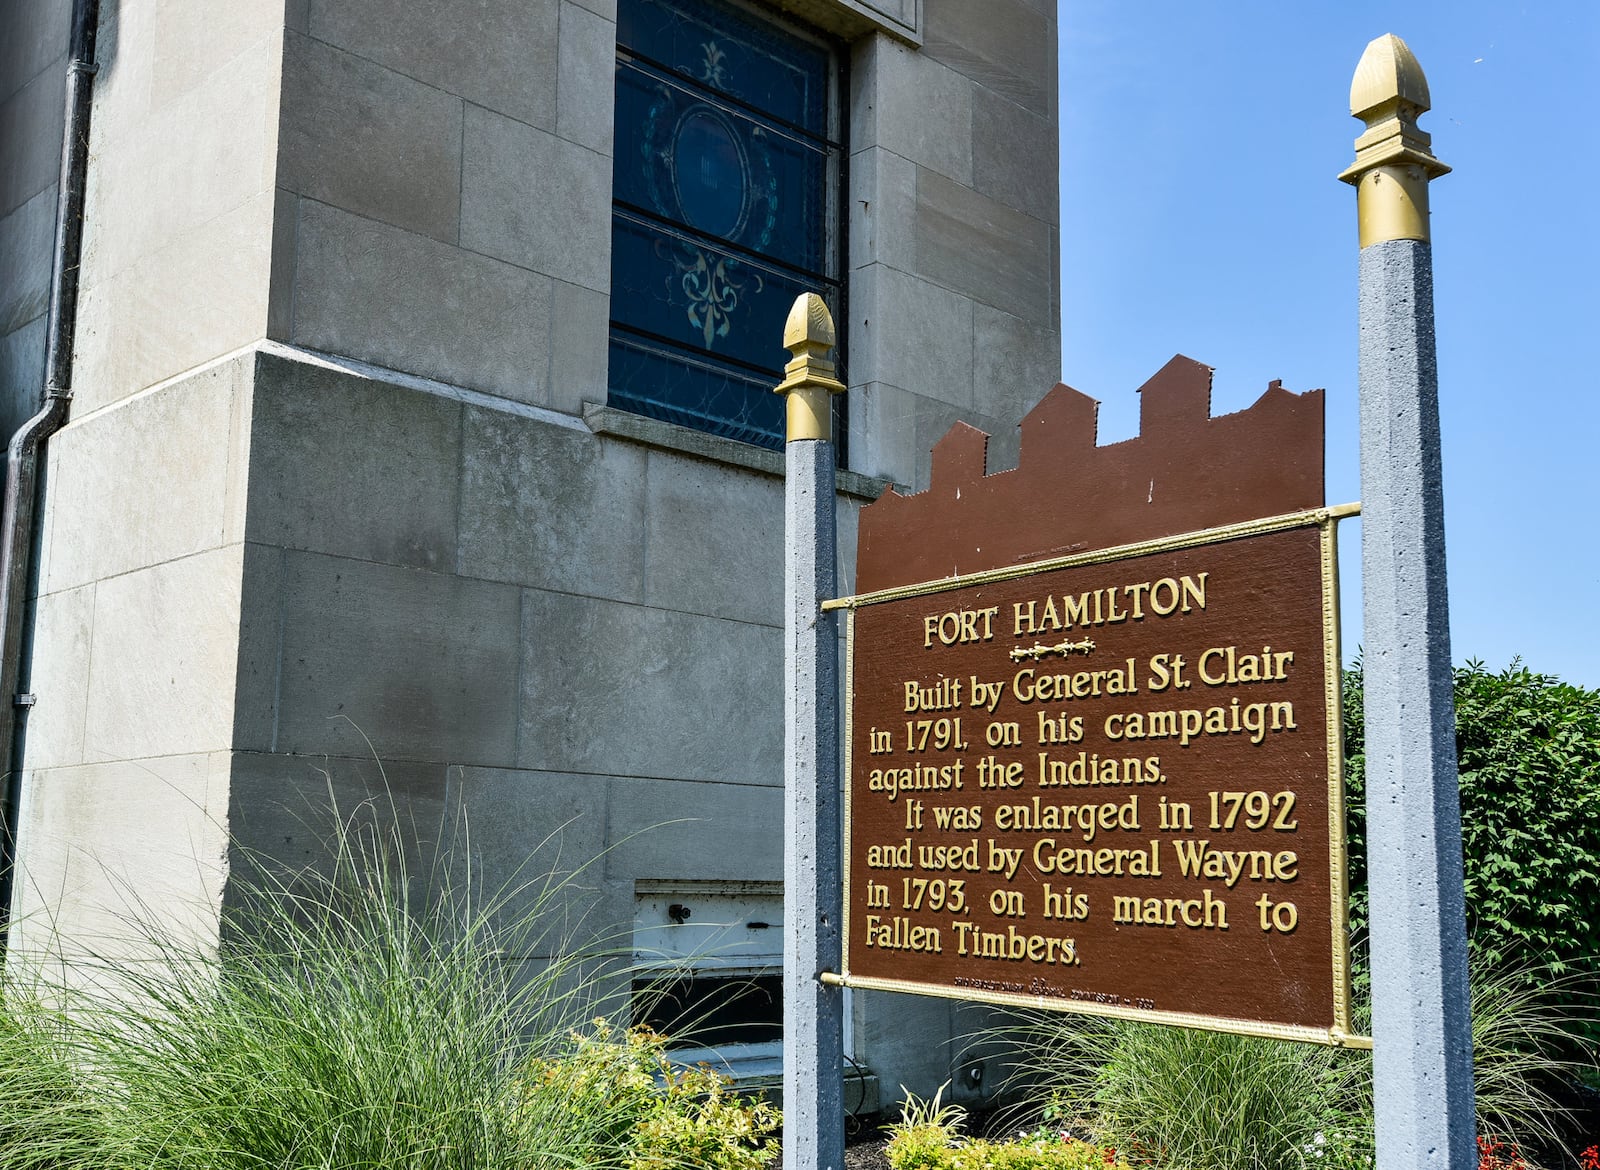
top-left (609, 0), bottom-right (843, 451)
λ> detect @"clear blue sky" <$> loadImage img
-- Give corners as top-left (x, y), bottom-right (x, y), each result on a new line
top-left (1056, 2), bottom-right (1600, 688)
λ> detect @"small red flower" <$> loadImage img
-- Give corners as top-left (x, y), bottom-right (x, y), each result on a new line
top-left (1580, 1146), bottom-right (1600, 1170)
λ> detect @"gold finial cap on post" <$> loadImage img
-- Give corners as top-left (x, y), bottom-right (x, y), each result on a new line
top-left (774, 293), bottom-right (846, 442)
top-left (1338, 33), bottom-right (1450, 247)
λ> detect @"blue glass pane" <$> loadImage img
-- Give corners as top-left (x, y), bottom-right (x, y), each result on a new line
top-left (618, 0), bottom-right (828, 134)
top-left (610, 0), bottom-right (840, 451)
top-left (610, 210), bottom-right (829, 374)
top-left (608, 335), bottom-right (785, 450)
top-left (614, 60), bottom-right (827, 275)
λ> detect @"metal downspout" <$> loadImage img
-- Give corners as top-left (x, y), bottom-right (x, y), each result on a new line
top-left (0, 0), bottom-right (101, 950)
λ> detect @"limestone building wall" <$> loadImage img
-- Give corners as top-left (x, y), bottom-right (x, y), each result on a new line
top-left (0, 0), bottom-right (69, 442)
top-left (2, 0), bottom-right (1060, 1103)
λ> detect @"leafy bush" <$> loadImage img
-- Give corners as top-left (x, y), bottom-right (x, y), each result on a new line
top-left (887, 1086), bottom-right (1134, 1170)
top-left (1343, 660), bottom-right (1600, 981)
top-left (519, 1021), bottom-right (779, 1170)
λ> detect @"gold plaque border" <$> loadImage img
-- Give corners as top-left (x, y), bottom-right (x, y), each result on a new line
top-left (834, 504), bottom-right (1370, 1048)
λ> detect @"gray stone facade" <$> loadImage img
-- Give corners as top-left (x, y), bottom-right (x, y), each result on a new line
top-left (0, 0), bottom-right (1060, 1103)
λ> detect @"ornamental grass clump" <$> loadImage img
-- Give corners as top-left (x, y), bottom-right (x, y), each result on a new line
top-left (0, 792), bottom-right (779, 1169)
top-left (1004, 1017), bottom-right (1371, 1170)
top-left (0, 982), bottom-right (105, 1170)
top-left (996, 956), bottom-right (1595, 1170)
top-left (69, 802), bottom-right (617, 1169)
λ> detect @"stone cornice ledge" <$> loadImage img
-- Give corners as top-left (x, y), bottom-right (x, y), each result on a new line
top-left (775, 0), bottom-right (920, 45)
top-left (582, 403), bottom-right (900, 502)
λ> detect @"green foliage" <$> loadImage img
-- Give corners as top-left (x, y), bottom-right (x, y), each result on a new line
top-left (887, 1086), bottom-right (1134, 1170)
top-left (0, 799), bottom-right (778, 1170)
top-left (1470, 960), bottom-right (1598, 1150)
top-left (1003, 1018), bottom-right (1371, 1170)
top-left (0, 986), bottom-right (105, 1170)
top-left (1343, 659), bottom-right (1600, 982)
top-left (519, 1021), bottom-right (779, 1170)
top-left (1000, 960), bottom-right (1592, 1170)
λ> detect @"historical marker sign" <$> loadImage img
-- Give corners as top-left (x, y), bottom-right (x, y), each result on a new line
top-left (830, 357), bottom-right (1360, 1044)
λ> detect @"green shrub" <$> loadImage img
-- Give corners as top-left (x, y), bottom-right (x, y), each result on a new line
top-left (886, 1086), bottom-right (1134, 1170)
top-left (1343, 660), bottom-right (1600, 982)
top-left (517, 1020), bottom-right (779, 1170)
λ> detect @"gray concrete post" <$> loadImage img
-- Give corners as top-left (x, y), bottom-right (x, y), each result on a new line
top-left (1340, 34), bottom-right (1475, 1170)
top-left (777, 293), bottom-right (847, 1170)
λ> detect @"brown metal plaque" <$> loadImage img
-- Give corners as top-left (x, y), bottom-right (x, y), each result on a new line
top-left (835, 360), bottom-right (1356, 1044)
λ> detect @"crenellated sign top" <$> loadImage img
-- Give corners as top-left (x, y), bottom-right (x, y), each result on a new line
top-left (857, 355), bottom-right (1324, 593)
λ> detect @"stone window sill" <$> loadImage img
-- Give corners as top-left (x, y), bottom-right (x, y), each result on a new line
top-left (582, 403), bottom-right (898, 502)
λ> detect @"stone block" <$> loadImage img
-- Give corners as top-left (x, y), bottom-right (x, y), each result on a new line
top-left (971, 84), bottom-right (1058, 224)
top-left (21, 582), bottom-right (93, 771)
top-left (71, 191), bottom-right (274, 413)
top-left (84, 0), bottom-right (158, 146)
top-left (247, 350), bottom-right (463, 571)
top-left (225, 749), bottom-right (450, 886)
top-left (836, 491), bottom-right (862, 597)
top-left (566, 0), bottom-right (615, 17)
top-left (557, 0), bottom-right (616, 155)
top-left (151, 0), bottom-right (283, 110)
top-left (852, 989), bottom-right (955, 1111)
top-left (460, 104), bottom-right (610, 292)
top-left (267, 189), bottom-right (296, 339)
top-left (851, 37), bottom-right (971, 185)
top-left (292, 200), bottom-right (552, 404)
top-left (445, 766), bottom-right (622, 951)
top-left (0, 0), bottom-right (68, 104)
top-left (914, 167), bottom-right (1054, 321)
top-left (0, 317), bottom-right (45, 440)
top-left (279, 33), bottom-right (463, 244)
top-left (309, 0), bottom-right (558, 130)
top-left (548, 279), bottom-right (611, 415)
top-left (0, 58), bottom-right (64, 216)
top-left (847, 146), bottom-right (916, 276)
top-left (517, 591), bottom-right (782, 783)
top-left (41, 351), bottom-right (251, 593)
top-left (604, 778), bottom-right (782, 881)
top-left (848, 381), bottom-right (1006, 492)
top-left (231, 542), bottom-right (285, 754)
top-left (457, 404), bottom-right (645, 601)
top-left (10, 751), bottom-right (232, 963)
top-left (972, 302), bottom-right (1060, 442)
top-left (642, 451), bottom-right (783, 626)
top-left (82, 547), bottom-right (246, 762)
top-left (841, 0), bottom-right (918, 38)
top-left (82, 33), bottom-right (277, 283)
top-left (0, 185), bottom-right (53, 335)
top-left (850, 263), bottom-right (976, 409)
top-left (923, 0), bottom-right (1054, 118)
top-left (271, 551), bottom-right (522, 765)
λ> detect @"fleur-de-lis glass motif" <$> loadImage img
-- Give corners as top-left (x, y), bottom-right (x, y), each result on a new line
top-left (700, 40), bottom-right (727, 86)
top-left (673, 246), bottom-right (764, 349)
